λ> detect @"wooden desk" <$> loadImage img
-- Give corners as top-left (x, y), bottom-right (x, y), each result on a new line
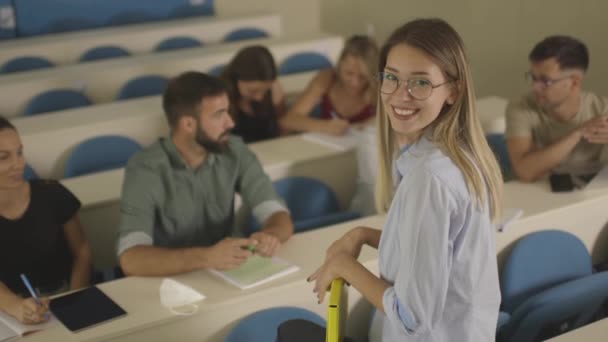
top-left (545, 318), bottom-right (608, 341)
top-left (15, 71), bottom-right (315, 180)
top-left (63, 134), bottom-right (358, 269)
top-left (22, 215), bottom-right (385, 342)
top-left (0, 33), bottom-right (342, 117)
top-left (0, 13), bottom-right (281, 67)
top-left (22, 178), bottom-right (608, 341)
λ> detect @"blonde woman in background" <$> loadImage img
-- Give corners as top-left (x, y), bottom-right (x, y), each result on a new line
top-left (280, 35), bottom-right (379, 135)
top-left (307, 18), bottom-right (503, 341)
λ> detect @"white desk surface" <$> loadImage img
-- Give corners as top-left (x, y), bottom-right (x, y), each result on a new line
top-left (21, 176), bottom-right (608, 341)
top-left (545, 318), bottom-right (608, 341)
top-left (503, 179), bottom-right (608, 219)
top-left (23, 181), bottom-right (608, 341)
top-left (0, 33), bottom-right (342, 117)
top-left (22, 215), bottom-right (386, 342)
top-left (0, 13), bottom-right (281, 66)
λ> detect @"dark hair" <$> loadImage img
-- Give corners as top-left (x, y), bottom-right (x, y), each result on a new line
top-left (0, 116), bottom-right (16, 131)
top-left (219, 45), bottom-right (277, 116)
top-left (529, 36), bottom-right (589, 71)
top-left (162, 71), bottom-right (227, 129)
top-left (221, 45), bottom-right (277, 83)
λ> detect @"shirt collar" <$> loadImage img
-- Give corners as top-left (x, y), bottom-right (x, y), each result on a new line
top-left (161, 137), bottom-right (216, 170)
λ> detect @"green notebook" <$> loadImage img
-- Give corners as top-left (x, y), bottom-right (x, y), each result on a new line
top-left (209, 255), bottom-right (299, 290)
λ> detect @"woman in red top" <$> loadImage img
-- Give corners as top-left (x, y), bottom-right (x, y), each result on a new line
top-left (281, 35), bottom-right (379, 135)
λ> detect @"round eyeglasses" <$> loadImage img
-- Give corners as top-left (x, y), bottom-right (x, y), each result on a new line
top-left (378, 72), bottom-right (452, 100)
top-left (524, 71), bottom-right (572, 89)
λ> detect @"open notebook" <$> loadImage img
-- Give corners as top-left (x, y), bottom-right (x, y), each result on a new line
top-left (209, 255), bottom-right (299, 290)
top-left (0, 311), bottom-right (57, 341)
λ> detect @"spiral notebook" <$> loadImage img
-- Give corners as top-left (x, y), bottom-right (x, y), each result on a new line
top-left (209, 255), bottom-right (299, 290)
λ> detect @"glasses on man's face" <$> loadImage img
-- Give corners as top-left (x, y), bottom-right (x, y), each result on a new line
top-left (524, 72), bottom-right (572, 89)
top-left (378, 72), bottom-right (451, 100)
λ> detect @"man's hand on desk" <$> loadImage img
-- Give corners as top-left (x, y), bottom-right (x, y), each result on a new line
top-left (581, 115), bottom-right (608, 144)
top-left (250, 231), bottom-right (281, 257)
top-left (204, 237), bottom-right (257, 270)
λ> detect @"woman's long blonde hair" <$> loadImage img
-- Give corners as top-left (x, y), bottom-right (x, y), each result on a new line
top-left (375, 18), bottom-right (503, 222)
top-left (337, 35), bottom-right (379, 102)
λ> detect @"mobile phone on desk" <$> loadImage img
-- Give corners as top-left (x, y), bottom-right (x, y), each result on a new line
top-left (549, 173), bottom-right (574, 192)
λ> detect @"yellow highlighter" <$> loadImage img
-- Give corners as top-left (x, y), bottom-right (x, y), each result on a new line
top-left (326, 278), bottom-right (348, 342)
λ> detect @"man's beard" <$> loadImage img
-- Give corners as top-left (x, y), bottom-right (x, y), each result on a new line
top-left (194, 125), bottom-right (230, 153)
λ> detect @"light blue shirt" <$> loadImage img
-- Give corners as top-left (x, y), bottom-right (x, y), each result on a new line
top-left (377, 136), bottom-right (500, 341)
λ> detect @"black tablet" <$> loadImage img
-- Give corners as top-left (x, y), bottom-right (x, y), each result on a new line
top-left (50, 286), bottom-right (126, 332)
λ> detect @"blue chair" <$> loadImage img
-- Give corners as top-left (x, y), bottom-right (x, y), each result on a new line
top-left (250, 177), bottom-right (360, 233)
top-left (155, 36), bottom-right (202, 51)
top-left (486, 133), bottom-right (513, 181)
top-left (79, 45), bottom-right (130, 62)
top-left (24, 164), bottom-right (37, 180)
top-left (63, 135), bottom-right (142, 178)
top-left (1, 56), bottom-right (53, 74)
top-left (106, 11), bottom-right (153, 26)
top-left (279, 52), bottom-right (333, 75)
top-left (498, 230), bottom-right (608, 341)
top-left (225, 306), bottom-right (325, 342)
top-left (48, 18), bottom-right (97, 34)
top-left (24, 89), bottom-right (91, 116)
top-left (116, 75), bottom-right (168, 100)
top-left (223, 27), bottom-right (269, 42)
top-left (207, 64), bottom-right (226, 77)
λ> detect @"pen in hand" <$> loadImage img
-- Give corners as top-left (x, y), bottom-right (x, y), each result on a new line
top-left (20, 274), bottom-right (50, 321)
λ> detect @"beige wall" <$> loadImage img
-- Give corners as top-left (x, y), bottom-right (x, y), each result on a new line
top-left (216, 0), bottom-right (321, 37)
top-left (320, 0), bottom-right (608, 100)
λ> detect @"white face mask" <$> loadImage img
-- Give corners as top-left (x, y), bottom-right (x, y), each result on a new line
top-left (159, 278), bottom-right (206, 315)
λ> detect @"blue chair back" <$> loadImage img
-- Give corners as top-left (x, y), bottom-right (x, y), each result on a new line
top-left (225, 306), bottom-right (325, 342)
top-left (48, 18), bottom-right (97, 33)
top-left (63, 135), bottom-right (142, 178)
top-left (106, 11), bottom-right (153, 26)
top-left (223, 27), bottom-right (268, 42)
top-left (1, 56), bottom-right (53, 74)
top-left (250, 177), bottom-right (360, 233)
top-left (500, 230), bottom-right (593, 313)
top-left (279, 52), bottom-right (333, 75)
top-left (24, 89), bottom-right (91, 116)
top-left (486, 133), bottom-right (513, 181)
top-left (155, 36), bottom-right (202, 51)
top-left (79, 45), bottom-right (130, 62)
top-left (501, 272), bottom-right (608, 342)
top-left (208, 64), bottom-right (226, 77)
top-left (24, 164), bottom-right (37, 180)
top-left (116, 75), bottom-right (168, 100)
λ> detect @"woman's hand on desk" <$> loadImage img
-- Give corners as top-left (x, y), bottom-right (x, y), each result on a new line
top-left (5, 296), bottom-right (50, 324)
top-left (322, 118), bottom-right (350, 136)
top-left (250, 232), bottom-right (281, 257)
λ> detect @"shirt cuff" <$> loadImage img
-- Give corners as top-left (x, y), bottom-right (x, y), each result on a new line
top-left (383, 286), bottom-right (418, 335)
top-left (252, 200), bottom-right (289, 224)
top-left (117, 232), bottom-right (153, 256)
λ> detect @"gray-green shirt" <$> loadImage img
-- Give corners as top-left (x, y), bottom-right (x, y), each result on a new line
top-left (117, 136), bottom-right (286, 256)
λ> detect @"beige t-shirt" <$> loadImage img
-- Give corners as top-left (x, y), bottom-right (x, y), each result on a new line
top-left (506, 91), bottom-right (608, 175)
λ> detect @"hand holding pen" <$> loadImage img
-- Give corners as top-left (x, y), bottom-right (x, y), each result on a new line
top-left (9, 274), bottom-right (51, 325)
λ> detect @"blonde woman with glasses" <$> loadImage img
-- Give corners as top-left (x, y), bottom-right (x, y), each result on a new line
top-left (306, 18), bottom-right (503, 341)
